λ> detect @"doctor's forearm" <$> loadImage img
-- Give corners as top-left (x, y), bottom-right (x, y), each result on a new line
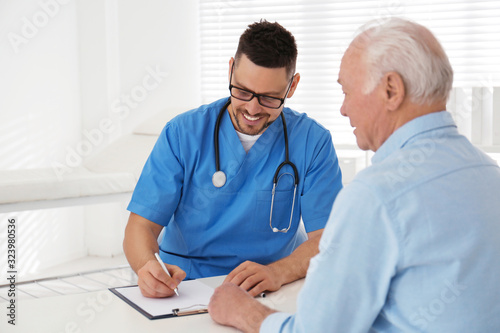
top-left (269, 229), bottom-right (324, 285)
top-left (123, 213), bottom-right (162, 273)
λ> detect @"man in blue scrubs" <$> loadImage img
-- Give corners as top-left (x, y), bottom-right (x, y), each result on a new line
top-left (123, 20), bottom-right (343, 298)
top-left (208, 18), bottom-right (500, 332)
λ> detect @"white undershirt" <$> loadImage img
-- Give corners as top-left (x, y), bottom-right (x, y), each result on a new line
top-left (235, 131), bottom-right (261, 153)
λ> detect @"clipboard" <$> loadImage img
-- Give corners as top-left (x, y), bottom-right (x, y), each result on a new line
top-left (109, 279), bottom-right (214, 320)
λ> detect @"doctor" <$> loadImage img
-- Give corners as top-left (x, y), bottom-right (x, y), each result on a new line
top-left (123, 20), bottom-right (343, 298)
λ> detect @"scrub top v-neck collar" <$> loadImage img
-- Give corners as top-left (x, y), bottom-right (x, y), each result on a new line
top-left (218, 107), bottom-right (283, 189)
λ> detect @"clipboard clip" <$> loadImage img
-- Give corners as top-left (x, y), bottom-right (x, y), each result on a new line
top-left (172, 304), bottom-right (208, 316)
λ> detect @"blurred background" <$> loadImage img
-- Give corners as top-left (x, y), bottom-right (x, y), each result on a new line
top-left (0, 0), bottom-right (499, 288)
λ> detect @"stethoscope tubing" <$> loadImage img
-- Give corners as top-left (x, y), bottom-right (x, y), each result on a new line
top-left (213, 98), bottom-right (299, 233)
top-left (214, 98), bottom-right (299, 186)
top-left (214, 98), bottom-right (231, 174)
top-left (273, 112), bottom-right (299, 186)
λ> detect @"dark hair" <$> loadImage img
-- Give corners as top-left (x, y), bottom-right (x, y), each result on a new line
top-left (235, 20), bottom-right (297, 79)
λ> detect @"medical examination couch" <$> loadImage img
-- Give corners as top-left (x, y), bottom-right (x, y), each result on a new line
top-left (0, 109), bottom-right (180, 214)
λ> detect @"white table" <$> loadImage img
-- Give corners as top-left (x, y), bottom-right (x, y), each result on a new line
top-left (1, 275), bottom-right (304, 332)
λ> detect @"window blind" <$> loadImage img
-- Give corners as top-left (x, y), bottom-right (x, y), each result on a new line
top-left (199, 0), bottom-right (500, 148)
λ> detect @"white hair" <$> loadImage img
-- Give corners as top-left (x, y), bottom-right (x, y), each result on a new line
top-left (354, 17), bottom-right (453, 105)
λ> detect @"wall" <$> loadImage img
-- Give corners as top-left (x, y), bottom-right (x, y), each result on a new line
top-left (77, 0), bottom-right (201, 257)
top-left (77, 0), bottom-right (201, 151)
top-left (117, 0), bottom-right (201, 135)
top-left (0, 0), bottom-right (201, 281)
top-left (0, 0), bottom-right (86, 283)
top-left (0, 0), bottom-right (81, 169)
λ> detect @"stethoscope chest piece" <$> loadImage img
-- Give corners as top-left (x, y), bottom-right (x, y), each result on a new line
top-left (212, 170), bottom-right (226, 188)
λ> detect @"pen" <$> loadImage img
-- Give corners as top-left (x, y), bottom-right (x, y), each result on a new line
top-left (154, 252), bottom-right (180, 296)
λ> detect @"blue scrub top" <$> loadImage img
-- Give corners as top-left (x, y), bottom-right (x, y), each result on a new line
top-left (128, 97), bottom-right (343, 279)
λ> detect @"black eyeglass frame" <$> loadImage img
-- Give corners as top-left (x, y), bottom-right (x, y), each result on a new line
top-left (228, 62), bottom-right (294, 109)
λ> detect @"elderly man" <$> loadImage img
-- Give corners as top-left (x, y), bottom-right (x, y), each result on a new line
top-left (208, 17), bottom-right (500, 332)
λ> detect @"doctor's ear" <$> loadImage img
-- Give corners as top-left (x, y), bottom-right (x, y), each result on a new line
top-left (228, 57), bottom-right (235, 82)
top-left (286, 73), bottom-right (301, 98)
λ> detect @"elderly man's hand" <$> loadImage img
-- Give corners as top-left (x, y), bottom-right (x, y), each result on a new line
top-left (208, 282), bottom-right (276, 332)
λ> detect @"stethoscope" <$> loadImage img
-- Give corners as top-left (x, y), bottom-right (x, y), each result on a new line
top-left (212, 98), bottom-right (299, 233)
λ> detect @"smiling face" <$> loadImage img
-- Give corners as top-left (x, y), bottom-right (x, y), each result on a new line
top-left (338, 44), bottom-right (391, 152)
top-left (228, 54), bottom-right (298, 136)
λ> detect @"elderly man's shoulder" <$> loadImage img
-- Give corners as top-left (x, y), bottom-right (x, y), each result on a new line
top-left (348, 140), bottom-right (500, 205)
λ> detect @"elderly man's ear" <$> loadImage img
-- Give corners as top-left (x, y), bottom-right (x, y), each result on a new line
top-left (383, 72), bottom-right (405, 111)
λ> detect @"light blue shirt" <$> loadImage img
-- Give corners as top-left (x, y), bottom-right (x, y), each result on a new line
top-left (128, 97), bottom-right (343, 279)
top-left (262, 111), bottom-right (500, 332)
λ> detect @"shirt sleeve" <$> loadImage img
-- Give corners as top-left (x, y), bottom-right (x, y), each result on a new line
top-left (261, 181), bottom-right (400, 332)
top-left (300, 130), bottom-right (343, 232)
top-left (127, 122), bottom-right (184, 226)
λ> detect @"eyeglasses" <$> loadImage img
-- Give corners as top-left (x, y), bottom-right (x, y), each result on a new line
top-left (229, 63), bottom-right (294, 109)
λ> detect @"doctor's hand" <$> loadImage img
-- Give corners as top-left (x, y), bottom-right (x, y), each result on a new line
top-left (137, 259), bottom-right (186, 298)
top-left (224, 261), bottom-right (283, 297)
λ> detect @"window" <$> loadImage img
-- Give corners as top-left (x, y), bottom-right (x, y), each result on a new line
top-left (198, 0), bottom-right (500, 159)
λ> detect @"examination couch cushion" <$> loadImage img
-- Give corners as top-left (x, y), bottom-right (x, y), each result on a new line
top-left (0, 167), bottom-right (135, 204)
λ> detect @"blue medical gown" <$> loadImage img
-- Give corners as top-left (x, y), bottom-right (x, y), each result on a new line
top-left (127, 97), bottom-right (343, 279)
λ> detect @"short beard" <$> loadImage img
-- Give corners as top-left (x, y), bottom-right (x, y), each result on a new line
top-left (232, 105), bottom-right (274, 135)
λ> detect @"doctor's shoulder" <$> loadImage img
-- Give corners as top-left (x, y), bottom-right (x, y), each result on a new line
top-left (162, 102), bottom-right (219, 136)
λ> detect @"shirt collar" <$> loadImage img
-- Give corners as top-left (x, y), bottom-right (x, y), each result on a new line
top-left (371, 111), bottom-right (457, 164)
